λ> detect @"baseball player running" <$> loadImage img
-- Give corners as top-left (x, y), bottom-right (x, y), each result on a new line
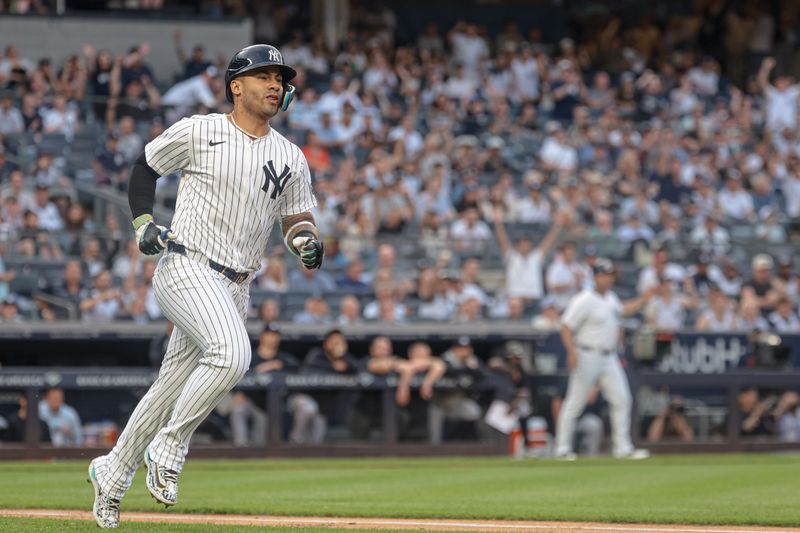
top-left (88, 44), bottom-right (324, 529)
top-left (553, 258), bottom-right (654, 460)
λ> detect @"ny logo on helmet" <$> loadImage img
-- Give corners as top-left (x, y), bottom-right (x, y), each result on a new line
top-left (269, 49), bottom-right (282, 63)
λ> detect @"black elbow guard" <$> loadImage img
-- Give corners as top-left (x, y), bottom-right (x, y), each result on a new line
top-left (128, 153), bottom-right (160, 220)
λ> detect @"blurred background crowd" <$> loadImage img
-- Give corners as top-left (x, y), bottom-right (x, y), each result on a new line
top-left (0, 0), bottom-right (799, 339)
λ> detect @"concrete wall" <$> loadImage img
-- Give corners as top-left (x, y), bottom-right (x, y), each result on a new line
top-left (0, 15), bottom-right (253, 83)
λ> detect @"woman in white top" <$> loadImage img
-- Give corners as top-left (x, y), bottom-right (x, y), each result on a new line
top-left (695, 287), bottom-right (738, 332)
top-left (493, 208), bottom-right (563, 302)
top-left (645, 278), bottom-right (698, 332)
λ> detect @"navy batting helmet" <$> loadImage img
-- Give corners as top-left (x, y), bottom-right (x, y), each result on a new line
top-left (225, 44), bottom-right (297, 110)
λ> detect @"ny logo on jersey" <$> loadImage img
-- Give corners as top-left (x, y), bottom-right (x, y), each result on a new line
top-left (262, 160), bottom-right (292, 199)
top-left (268, 49), bottom-right (282, 63)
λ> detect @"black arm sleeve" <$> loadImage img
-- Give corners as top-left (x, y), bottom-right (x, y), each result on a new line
top-left (128, 152), bottom-right (161, 219)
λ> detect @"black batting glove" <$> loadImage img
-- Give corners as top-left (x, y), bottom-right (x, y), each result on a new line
top-left (292, 232), bottom-right (324, 270)
top-left (133, 214), bottom-right (175, 255)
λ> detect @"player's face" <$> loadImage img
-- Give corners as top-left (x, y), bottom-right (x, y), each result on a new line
top-left (594, 271), bottom-right (615, 291)
top-left (235, 65), bottom-right (284, 119)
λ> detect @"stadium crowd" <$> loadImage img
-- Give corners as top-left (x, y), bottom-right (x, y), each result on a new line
top-left (0, 2), bottom-right (799, 339)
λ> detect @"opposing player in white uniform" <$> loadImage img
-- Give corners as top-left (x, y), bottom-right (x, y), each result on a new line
top-left (554, 258), bottom-right (654, 460)
top-left (87, 44), bottom-right (324, 529)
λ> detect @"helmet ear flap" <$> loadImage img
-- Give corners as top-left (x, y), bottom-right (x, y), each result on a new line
top-left (280, 84), bottom-right (295, 112)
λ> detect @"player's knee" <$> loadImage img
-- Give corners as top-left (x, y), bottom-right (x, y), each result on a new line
top-left (203, 331), bottom-right (251, 376)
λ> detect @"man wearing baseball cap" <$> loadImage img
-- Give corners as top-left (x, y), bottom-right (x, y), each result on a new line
top-left (554, 258), bottom-right (656, 460)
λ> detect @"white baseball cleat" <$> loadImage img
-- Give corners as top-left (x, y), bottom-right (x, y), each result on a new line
top-left (614, 448), bottom-right (651, 460)
top-left (87, 458), bottom-right (120, 529)
top-left (143, 448), bottom-right (179, 507)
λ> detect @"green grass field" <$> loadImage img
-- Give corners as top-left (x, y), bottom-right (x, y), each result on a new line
top-left (0, 518), bottom-right (416, 532)
top-left (1, 455), bottom-right (799, 529)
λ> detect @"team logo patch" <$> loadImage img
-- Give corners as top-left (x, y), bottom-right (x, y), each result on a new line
top-left (268, 49), bottom-right (282, 63)
top-left (262, 161), bottom-right (291, 199)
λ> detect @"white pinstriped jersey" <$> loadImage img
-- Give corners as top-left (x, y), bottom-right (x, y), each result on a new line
top-left (144, 113), bottom-right (316, 272)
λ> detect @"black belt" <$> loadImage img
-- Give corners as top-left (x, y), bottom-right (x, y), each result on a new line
top-left (577, 345), bottom-right (613, 356)
top-left (168, 242), bottom-right (249, 284)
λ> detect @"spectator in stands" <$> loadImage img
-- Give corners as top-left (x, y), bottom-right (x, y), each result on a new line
top-left (451, 206), bottom-right (491, 255)
top-left (111, 75), bottom-right (161, 125)
top-left (302, 131), bottom-right (332, 174)
top-left (29, 184), bottom-right (61, 232)
top-left (742, 254), bottom-right (780, 312)
top-left (41, 94), bottom-right (78, 137)
top-left (119, 44), bottom-right (154, 91)
top-left (121, 259), bottom-right (160, 323)
top-left (767, 296), bottom-right (800, 333)
top-left (229, 323), bottom-right (299, 447)
top-left (617, 214), bottom-right (655, 245)
top-left (757, 57), bottom-right (800, 135)
top-left (0, 295), bottom-right (22, 323)
top-left (637, 248), bottom-right (686, 295)
top-left (645, 277), bottom-right (698, 332)
top-left (337, 294), bottom-right (363, 326)
top-left (336, 259), bottom-right (370, 293)
top-left (111, 239), bottom-right (141, 281)
top-left (717, 173), bottom-right (754, 221)
top-left (0, 45), bottom-right (34, 86)
top-left (494, 208), bottom-right (563, 303)
top-left (0, 94), bottom-right (23, 135)
top-left (38, 387), bottom-right (82, 447)
top-left (161, 66), bottom-right (219, 125)
top-left (712, 259), bottom-right (742, 298)
top-left (367, 243), bottom-right (413, 291)
top-left (690, 213), bottom-right (730, 257)
top-left (540, 122), bottom-right (578, 172)
top-left (0, 170), bottom-right (30, 211)
top-left (546, 241), bottom-right (585, 310)
top-left (288, 262), bottom-right (336, 293)
top-left (775, 256), bottom-right (798, 300)
top-left (114, 116), bottom-right (143, 164)
top-left (363, 282), bottom-right (408, 323)
top-left (531, 295), bottom-right (561, 331)
top-left (31, 153), bottom-right (62, 188)
top-left (257, 297), bottom-right (280, 323)
top-left (429, 336), bottom-right (485, 445)
top-left (79, 269), bottom-right (121, 323)
top-left (94, 133), bottom-right (127, 179)
top-left (292, 294), bottom-right (332, 325)
top-left (737, 299), bottom-right (770, 333)
top-left (695, 285), bottom-right (738, 332)
top-left (510, 182), bottom-right (550, 224)
top-left (173, 30), bottom-right (213, 80)
top-left (416, 272), bottom-right (456, 322)
top-left (755, 206), bottom-right (787, 244)
top-left (0, 147), bottom-right (17, 184)
top-left (80, 236), bottom-right (108, 278)
top-left (257, 259), bottom-right (288, 293)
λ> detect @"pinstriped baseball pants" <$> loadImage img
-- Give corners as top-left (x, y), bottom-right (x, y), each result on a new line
top-left (96, 251), bottom-right (251, 499)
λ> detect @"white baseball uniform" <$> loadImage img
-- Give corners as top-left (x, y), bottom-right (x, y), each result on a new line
top-left (554, 287), bottom-right (636, 457)
top-left (95, 113), bottom-right (316, 500)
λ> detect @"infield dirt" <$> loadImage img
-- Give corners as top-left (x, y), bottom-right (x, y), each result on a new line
top-left (2, 509), bottom-right (800, 533)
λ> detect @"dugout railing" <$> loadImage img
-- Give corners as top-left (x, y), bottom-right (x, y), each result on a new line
top-left (2, 367), bottom-right (800, 458)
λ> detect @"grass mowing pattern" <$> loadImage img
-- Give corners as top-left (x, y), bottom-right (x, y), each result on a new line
top-left (0, 455), bottom-right (798, 527)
